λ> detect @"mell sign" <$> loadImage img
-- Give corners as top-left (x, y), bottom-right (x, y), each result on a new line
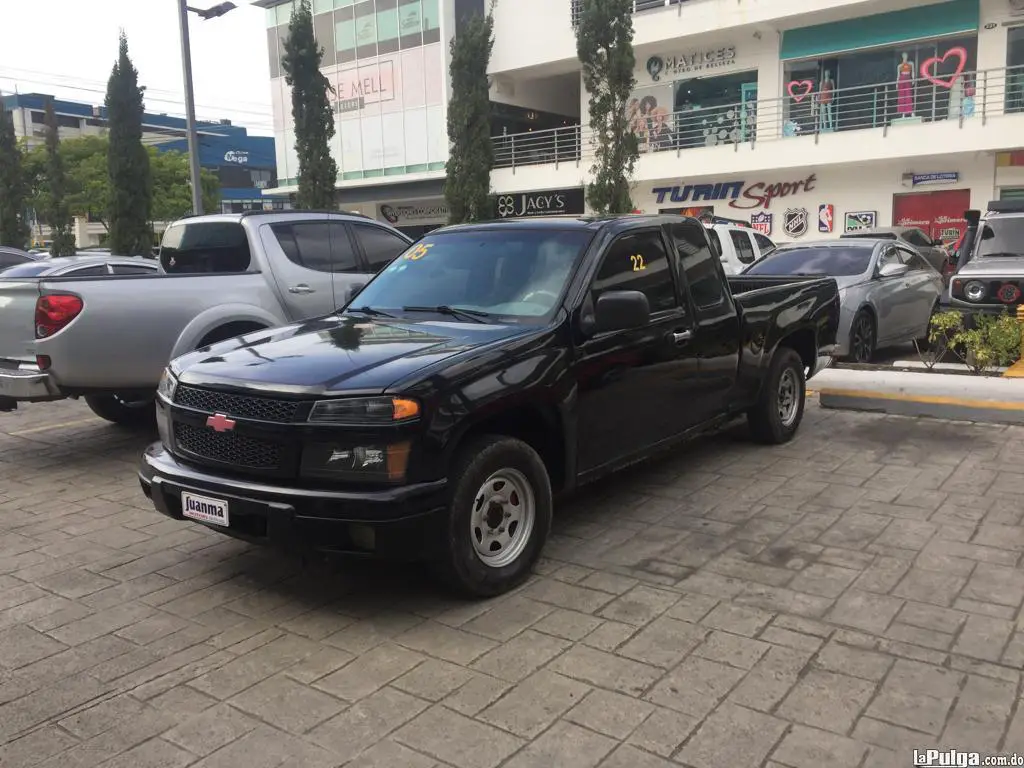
top-left (652, 174), bottom-right (817, 211)
top-left (494, 188), bottom-right (585, 219)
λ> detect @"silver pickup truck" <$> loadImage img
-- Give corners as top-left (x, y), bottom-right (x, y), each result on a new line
top-left (0, 211), bottom-right (413, 425)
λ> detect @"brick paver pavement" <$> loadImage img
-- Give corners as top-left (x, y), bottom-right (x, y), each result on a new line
top-left (0, 398), bottom-right (1022, 768)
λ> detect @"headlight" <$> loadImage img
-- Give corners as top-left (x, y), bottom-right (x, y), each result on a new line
top-left (156, 368), bottom-right (177, 402)
top-left (308, 396), bottom-right (420, 425)
top-left (300, 441), bottom-right (411, 482)
top-left (964, 280), bottom-right (987, 302)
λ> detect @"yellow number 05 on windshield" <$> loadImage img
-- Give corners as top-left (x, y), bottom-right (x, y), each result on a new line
top-left (405, 243), bottom-right (433, 261)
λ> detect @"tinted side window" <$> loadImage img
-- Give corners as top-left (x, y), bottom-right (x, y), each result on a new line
top-left (352, 224), bottom-right (410, 271)
top-left (900, 249), bottom-right (929, 271)
top-left (905, 229), bottom-right (930, 247)
top-left (111, 264), bottom-right (157, 275)
top-left (0, 253), bottom-right (27, 268)
top-left (592, 230), bottom-right (676, 314)
top-left (270, 222), bottom-right (359, 273)
top-left (878, 246), bottom-right (902, 271)
top-left (673, 221), bottom-right (725, 308)
top-left (706, 228), bottom-right (723, 257)
top-left (64, 265), bottom-right (109, 277)
top-left (753, 233), bottom-right (775, 256)
top-left (160, 222), bottom-right (252, 273)
top-left (729, 230), bottom-right (756, 265)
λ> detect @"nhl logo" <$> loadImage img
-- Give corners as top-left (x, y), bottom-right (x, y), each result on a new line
top-left (784, 208), bottom-right (809, 238)
top-left (750, 212), bottom-right (773, 236)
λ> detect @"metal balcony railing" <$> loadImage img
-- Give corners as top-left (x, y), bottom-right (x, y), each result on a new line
top-left (491, 64), bottom-right (1024, 170)
top-left (570, 0), bottom-right (687, 26)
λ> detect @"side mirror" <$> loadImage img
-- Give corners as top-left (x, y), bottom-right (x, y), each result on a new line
top-left (593, 290), bottom-right (650, 334)
top-left (878, 262), bottom-right (909, 278)
top-left (345, 282), bottom-right (366, 303)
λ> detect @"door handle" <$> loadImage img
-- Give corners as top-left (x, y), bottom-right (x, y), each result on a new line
top-left (672, 330), bottom-right (692, 344)
top-left (288, 284), bottom-right (315, 294)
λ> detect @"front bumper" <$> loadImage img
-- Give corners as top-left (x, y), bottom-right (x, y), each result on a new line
top-left (138, 442), bottom-right (448, 559)
top-left (0, 360), bottom-right (62, 405)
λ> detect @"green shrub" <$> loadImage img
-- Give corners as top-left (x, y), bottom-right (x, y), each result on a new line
top-left (921, 310), bottom-right (1021, 373)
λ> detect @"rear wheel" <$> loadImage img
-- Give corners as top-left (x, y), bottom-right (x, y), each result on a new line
top-left (432, 435), bottom-right (552, 598)
top-left (748, 347), bottom-right (806, 445)
top-left (848, 310), bottom-right (876, 363)
top-left (84, 393), bottom-right (155, 429)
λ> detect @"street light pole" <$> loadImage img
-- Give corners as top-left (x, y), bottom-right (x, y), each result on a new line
top-left (176, 0), bottom-right (204, 216)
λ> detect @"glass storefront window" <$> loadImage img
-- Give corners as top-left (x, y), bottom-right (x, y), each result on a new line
top-left (355, 1), bottom-right (377, 58)
top-left (399, 0), bottom-right (424, 49)
top-left (377, 0), bottom-right (400, 54)
top-left (422, 0), bottom-right (441, 44)
top-left (1006, 27), bottom-right (1024, 113)
top-left (313, 0), bottom-right (334, 13)
top-left (782, 35), bottom-right (978, 136)
top-left (336, 9), bottom-right (356, 63)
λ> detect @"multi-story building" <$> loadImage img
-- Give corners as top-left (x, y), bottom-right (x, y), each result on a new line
top-left (1, 92), bottom-right (284, 216)
top-left (260, 0), bottom-right (1024, 244)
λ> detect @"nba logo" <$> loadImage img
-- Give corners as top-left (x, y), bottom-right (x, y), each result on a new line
top-left (751, 212), bottom-right (773, 236)
top-left (818, 204), bottom-right (834, 233)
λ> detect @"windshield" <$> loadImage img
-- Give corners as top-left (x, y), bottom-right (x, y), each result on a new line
top-left (0, 262), bottom-right (52, 277)
top-left (744, 246), bottom-right (874, 276)
top-left (349, 229), bottom-right (593, 320)
top-left (975, 217), bottom-right (1024, 258)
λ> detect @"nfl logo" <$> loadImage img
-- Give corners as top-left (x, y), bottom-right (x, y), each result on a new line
top-left (818, 204), bottom-right (834, 233)
top-left (751, 212), bottom-right (773, 236)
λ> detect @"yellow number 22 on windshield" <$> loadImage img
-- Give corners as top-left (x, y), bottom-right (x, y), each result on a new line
top-left (405, 243), bottom-right (433, 261)
top-left (630, 254), bottom-right (646, 272)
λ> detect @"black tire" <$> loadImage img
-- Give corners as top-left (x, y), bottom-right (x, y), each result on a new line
top-left (916, 301), bottom-right (940, 349)
top-left (84, 394), bottom-right (156, 429)
top-left (848, 309), bottom-right (876, 363)
top-left (748, 347), bottom-right (806, 445)
top-left (432, 435), bottom-right (552, 598)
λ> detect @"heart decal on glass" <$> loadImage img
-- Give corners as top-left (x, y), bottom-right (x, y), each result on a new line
top-left (920, 47), bottom-right (968, 89)
top-left (787, 80), bottom-right (814, 102)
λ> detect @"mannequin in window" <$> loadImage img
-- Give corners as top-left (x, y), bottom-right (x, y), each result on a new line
top-left (897, 52), bottom-right (915, 116)
top-left (818, 69), bottom-right (835, 131)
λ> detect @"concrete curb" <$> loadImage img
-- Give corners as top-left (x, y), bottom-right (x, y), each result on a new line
top-left (811, 367), bottom-right (1024, 426)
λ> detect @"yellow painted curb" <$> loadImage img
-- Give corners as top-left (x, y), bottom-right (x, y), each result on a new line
top-left (818, 388), bottom-right (1024, 412)
top-left (1005, 360), bottom-right (1024, 378)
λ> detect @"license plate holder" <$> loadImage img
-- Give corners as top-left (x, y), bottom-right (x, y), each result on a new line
top-left (181, 491), bottom-right (230, 527)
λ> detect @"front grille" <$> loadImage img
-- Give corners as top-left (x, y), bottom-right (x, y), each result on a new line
top-left (174, 385), bottom-right (300, 422)
top-left (173, 422), bottom-right (282, 470)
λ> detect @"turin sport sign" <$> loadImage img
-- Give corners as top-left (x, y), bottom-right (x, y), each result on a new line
top-left (652, 174), bottom-right (817, 211)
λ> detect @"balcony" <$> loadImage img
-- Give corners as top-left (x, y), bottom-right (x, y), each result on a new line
top-left (490, 65), bottom-right (1024, 192)
top-left (569, 0), bottom-right (688, 26)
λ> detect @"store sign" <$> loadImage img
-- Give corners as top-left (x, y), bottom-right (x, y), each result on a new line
top-left (784, 209), bottom-right (809, 238)
top-left (224, 151), bottom-right (249, 164)
top-left (379, 202), bottom-right (449, 225)
top-left (493, 188), bottom-right (585, 219)
top-left (818, 204), bottom-right (834, 233)
top-left (750, 212), bottom-right (773, 236)
top-left (645, 47), bottom-right (737, 82)
top-left (652, 174), bottom-right (816, 211)
top-left (844, 211), bottom-right (877, 232)
top-left (334, 61), bottom-right (396, 112)
top-left (907, 172), bottom-right (959, 187)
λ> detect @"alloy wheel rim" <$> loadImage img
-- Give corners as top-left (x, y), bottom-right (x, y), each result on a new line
top-left (470, 468), bottom-right (536, 568)
top-left (777, 367), bottom-right (800, 427)
top-left (852, 316), bottom-right (873, 362)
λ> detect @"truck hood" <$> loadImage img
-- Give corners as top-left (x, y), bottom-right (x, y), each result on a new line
top-left (172, 314), bottom-right (533, 395)
top-left (957, 255), bottom-right (1024, 277)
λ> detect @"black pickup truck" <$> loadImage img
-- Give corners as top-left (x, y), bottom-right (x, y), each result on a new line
top-left (138, 215), bottom-right (840, 596)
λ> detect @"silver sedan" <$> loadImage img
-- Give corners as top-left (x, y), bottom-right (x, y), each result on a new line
top-left (742, 239), bottom-right (943, 362)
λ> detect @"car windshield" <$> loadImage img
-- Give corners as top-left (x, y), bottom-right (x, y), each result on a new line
top-left (348, 229), bottom-right (593, 321)
top-left (976, 217), bottom-right (1024, 258)
top-left (0, 262), bottom-right (52, 277)
top-left (743, 246), bottom-right (874, 276)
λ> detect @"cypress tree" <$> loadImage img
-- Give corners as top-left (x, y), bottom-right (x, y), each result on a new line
top-left (105, 32), bottom-right (153, 255)
top-left (43, 101), bottom-right (77, 256)
top-left (444, 3), bottom-right (496, 224)
top-left (282, 0), bottom-right (338, 209)
top-left (0, 101), bottom-right (29, 249)
top-left (576, 0), bottom-right (638, 214)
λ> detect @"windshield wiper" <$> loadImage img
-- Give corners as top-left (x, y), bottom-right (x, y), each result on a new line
top-left (346, 305), bottom-right (397, 318)
top-left (402, 305), bottom-right (492, 323)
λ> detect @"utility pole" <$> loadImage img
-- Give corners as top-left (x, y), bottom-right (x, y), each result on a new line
top-left (177, 0), bottom-right (204, 216)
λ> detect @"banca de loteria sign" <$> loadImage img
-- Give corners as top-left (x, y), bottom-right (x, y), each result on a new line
top-left (652, 174), bottom-right (817, 211)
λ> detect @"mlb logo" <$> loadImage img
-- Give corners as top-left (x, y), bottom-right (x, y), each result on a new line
top-left (818, 204), bottom-right (834, 233)
top-left (750, 212), bottom-right (773, 236)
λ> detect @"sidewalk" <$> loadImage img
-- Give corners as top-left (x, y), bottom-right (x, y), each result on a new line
top-left (811, 366), bottom-right (1024, 425)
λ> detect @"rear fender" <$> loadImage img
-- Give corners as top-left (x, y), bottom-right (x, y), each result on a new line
top-left (171, 304), bottom-right (285, 358)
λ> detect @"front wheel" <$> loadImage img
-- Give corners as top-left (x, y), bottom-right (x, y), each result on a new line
top-left (748, 347), bottom-right (806, 445)
top-left (848, 310), bottom-right (876, 363)
top-left (432, 435), bottom-right (552, 598)
top-left (84, 394), bottom-right (156, 429)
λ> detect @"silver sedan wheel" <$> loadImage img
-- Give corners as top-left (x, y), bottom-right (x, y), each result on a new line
top-left (470, 469), bottom-right (536, 568)
top-left (778, 367), bottom-right (800, 428)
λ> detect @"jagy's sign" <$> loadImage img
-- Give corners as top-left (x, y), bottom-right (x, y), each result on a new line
top-left (652, 174), bottom-right (817, 211)
top-left (493, 188), bottom-right (585, 219)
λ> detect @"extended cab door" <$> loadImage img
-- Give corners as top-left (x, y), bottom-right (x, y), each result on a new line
top-left (261, 220), bottom-right (362, 319)
top-left (669, 220), bottom-right (742, 413)
top-left (574, 228), bottom-right (699, 474)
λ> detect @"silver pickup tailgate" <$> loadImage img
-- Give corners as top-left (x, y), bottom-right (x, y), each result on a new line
top-left (35, 273), bottom-right (281, 390)
top-left (0, 278), bottom-right (42, 365)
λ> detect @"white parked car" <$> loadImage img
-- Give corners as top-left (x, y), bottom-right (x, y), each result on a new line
top-left (705, 221), bottom-right (777, 274)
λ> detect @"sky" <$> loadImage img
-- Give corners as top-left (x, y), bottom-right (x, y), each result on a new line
top-left (0, 0), bottom-right (274, 136)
